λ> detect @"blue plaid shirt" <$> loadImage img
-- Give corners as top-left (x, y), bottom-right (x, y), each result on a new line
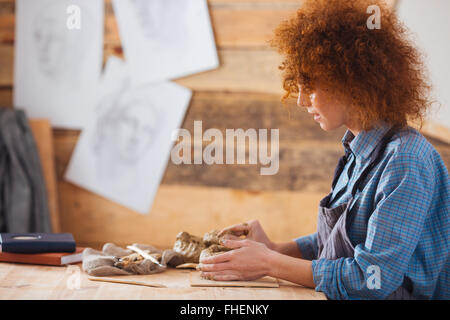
top-left (296, 123), bottom-right (450, 299)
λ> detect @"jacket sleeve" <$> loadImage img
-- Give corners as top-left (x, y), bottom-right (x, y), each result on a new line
top-left (311, 152), bottom-right (434, 299)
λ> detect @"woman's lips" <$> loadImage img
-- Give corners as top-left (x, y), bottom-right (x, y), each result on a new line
top-left (307, 109), bottom-right (321, 121)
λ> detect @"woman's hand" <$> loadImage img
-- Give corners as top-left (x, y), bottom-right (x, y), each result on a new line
top-left (218, 220), bottom-right (275, 250)
top-left (198, 239), bottom-right (274, 281)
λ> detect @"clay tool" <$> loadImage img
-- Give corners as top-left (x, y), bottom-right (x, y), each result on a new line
top-left (126, 245), bottom-right (164, 267)
top-left (88, 276), bottom-right (167, 288)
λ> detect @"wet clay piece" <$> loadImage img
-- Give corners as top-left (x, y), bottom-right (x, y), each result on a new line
top-left (173, 231), bottom-right (205, 263)
top-left (173, 229), bottom-right (235, 264)
top-left (114, 252), bottom-right (162, 269)
top-left (203, 229), bottom-right (233, 246)
top-left (200, 244), bottom-right (231, 261)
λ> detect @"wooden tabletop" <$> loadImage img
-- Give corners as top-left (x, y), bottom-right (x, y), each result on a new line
top-left (0, 262), bottom-right (326, 300)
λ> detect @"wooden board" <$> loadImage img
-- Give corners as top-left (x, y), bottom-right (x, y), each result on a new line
top-left (29, 119), bottom-right (60, 232)
top-left (190, 271), bottom-right (279, 288)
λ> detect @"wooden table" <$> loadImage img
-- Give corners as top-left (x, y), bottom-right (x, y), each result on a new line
top-left (0, 262), bottom-right (326, 300)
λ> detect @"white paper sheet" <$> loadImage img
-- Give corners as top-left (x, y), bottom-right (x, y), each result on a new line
top-left (13, 0), bottom-right (104, 129)
top-left (65, 57), bottom-right (192, 214)
top-left (397, 0), bottom-right (450, 131)
top-left (112, 0), bottom-right (219, 85)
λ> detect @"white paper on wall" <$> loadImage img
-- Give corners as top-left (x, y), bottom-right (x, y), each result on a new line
top-left (13, 0), bottom-right (104, 129)
top-left (397, 0), bottom-right (450, 130)
top-left (112, 0), bottom-right (219, 85)
top-left (65, 57), bottom-right (192, 214)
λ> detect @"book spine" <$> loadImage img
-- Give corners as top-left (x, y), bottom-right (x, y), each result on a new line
top-left (2, 241), bottom-right (76, 253)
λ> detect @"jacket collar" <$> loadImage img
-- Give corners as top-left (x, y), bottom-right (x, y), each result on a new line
top-left (341, 121), bottom-right (393, 161)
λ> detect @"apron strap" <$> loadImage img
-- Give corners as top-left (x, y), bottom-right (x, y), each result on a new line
top-left (331, 148), bottom-right (353, 189)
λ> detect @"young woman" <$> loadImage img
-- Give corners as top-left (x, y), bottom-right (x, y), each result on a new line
top-left (198, 0), bottom-right (449, 300)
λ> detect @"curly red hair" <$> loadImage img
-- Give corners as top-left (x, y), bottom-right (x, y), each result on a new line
top-left (270, 0), bottom-right (431, 130)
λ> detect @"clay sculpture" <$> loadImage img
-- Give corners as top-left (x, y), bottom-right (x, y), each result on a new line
top-left (173, 231), bottom-right (205, 263)
top-left (199, 244), bottom-right (231, 261)
top-left (173, 229), bottom-right (233, 264)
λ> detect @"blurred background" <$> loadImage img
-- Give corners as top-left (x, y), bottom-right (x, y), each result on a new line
top-left (0, 0), bottom-right (448, 249)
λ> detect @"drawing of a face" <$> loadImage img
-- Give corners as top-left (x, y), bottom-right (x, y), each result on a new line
top-left (114, 102), bottom-right (159, 163)
top-left (130, 0), bottom-right (189, 40)
top-left (33, 14), bottom-right (67, 76)
top-left (32, 1), bottom-right (93, 81)
top-left (95, 84), bottom-right (163, 167)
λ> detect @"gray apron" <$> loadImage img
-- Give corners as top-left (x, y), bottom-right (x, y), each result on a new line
top-left (316, 127), bottom-right (416, 299)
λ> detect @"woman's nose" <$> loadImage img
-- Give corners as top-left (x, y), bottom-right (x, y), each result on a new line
top-left (297, 90), bottom-right (312, 108)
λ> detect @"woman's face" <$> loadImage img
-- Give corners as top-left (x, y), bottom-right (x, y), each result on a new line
top-left (297, 83), bottom-right (349, 131)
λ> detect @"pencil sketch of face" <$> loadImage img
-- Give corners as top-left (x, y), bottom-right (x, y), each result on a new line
top-left (33, 16), bottom-right (66, 76)
top-left (130, 0), bottom-right (189, 41)
top-left (94, 87), bottom-right (163, 168)
top-left (114, 99), bottom-right (159, 163)
top-left (32, 2), bottom-right (93, 82)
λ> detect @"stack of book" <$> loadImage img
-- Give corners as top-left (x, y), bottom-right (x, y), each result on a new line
top-left (0, 233), bottom-right (83, 266)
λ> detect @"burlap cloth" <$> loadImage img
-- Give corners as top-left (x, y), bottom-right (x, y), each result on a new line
top-left (82, 243), bottom-right (184, 276)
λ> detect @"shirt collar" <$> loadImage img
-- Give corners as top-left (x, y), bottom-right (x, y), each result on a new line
top-left (341, 121), bottom-right (393, 161)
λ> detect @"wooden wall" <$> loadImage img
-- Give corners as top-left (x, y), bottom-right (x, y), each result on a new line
top-left (0, 0), bottom-right (449, 249)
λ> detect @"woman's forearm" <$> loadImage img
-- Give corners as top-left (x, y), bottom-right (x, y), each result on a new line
top-left (264, 249), bottom-right (315, 288)
top-left (271, 240), bottom-right (303, 258)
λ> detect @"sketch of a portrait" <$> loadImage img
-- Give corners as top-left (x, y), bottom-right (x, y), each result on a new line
top-left (112, 0), bottom-right (218, 85)
top-left (130, 0), bottom-right (188, 42)
top-left (32, 1), bottom-right (94, 86)
top-left (14, 0), bottom-right (104, 128)
top-left (92, 81), bottom-right (164, 188)
top-left (65, 57), bottom-right (192, 214)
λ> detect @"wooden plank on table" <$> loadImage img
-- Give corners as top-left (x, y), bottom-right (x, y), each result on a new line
top-left (190, 272), bottom-right (279, 288)
top-left (29, 119), bottom-right (61, 232)
top-left (88, 276), bottom-right (167, 288)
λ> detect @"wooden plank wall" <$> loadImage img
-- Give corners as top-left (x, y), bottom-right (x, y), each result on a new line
top-left (1, 0), bottom-right (449, 249)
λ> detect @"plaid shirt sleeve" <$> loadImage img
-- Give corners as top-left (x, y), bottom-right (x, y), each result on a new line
top-left (295, 233), bottom-right (318, 260)
top-left (311, 151), bottom-right (434, 299)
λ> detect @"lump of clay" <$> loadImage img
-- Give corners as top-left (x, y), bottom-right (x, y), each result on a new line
top-left (173, 231), bottom-right (205, 263)
top-left (114, 251), bottom-right (161, 269)
top-left (113, 251), bottom-right (166, 275)
top-left (203, 229), bottom-right (232, 246)
top-left (200, 244), bottom-right (231, 261)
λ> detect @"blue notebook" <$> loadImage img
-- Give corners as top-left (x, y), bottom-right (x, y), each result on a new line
top-left (0, 233), bottom-right (76, 253)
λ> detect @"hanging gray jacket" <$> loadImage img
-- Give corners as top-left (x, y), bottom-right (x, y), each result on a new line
top-left (0, 108), bottom-right (51, 232)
